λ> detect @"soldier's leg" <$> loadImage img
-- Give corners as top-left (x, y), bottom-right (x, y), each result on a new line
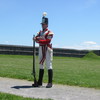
top-left (32, 46), bottom-right (44, 87)
top-left (46, 49), bottom-right (53, 88)
top-left (38, 46), bottom-right (44, 86)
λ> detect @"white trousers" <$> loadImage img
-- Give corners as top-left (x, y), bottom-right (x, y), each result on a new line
top-left (39, 46), bottom-right (53, 70)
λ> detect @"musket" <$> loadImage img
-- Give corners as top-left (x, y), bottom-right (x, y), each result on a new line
top-left (32, 35), bottom-right (38, 87)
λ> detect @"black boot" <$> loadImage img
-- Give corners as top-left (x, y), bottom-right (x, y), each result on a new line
top-left (32, 69), bottom-right (44, 87)
top-left (37, 69), bottom-right (44, 86)
top-left (46, 69), bottom-right (53, 88)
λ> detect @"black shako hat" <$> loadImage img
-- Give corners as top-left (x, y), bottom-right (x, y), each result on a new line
top-left (41, 12), bottom-right (48, 25)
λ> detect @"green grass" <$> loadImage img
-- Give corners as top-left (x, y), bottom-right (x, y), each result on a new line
top-left (0, 92), bottom-right (52, 100)
top-left (0, 53), bottom-right (100, 89)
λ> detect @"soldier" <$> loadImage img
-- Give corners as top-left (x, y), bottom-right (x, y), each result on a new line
top-left (33, 12), bottom-right (54, 88)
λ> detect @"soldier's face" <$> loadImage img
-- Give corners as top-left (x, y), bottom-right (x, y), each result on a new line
top-left (42, 24), bottom-right (48, 30)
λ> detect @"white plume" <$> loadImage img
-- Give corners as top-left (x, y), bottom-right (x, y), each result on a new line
top-left (43, 12), bottom-right (47, 17)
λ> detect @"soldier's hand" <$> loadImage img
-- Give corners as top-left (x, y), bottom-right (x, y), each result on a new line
top-left (33, 37), bottom-right (36, 41)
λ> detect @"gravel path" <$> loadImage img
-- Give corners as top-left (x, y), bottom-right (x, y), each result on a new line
top-left (0, 77), bottom-right (100, 100)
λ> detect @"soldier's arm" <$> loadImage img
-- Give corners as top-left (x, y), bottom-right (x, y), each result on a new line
top-left (37, 33), bottom-right (53, 44)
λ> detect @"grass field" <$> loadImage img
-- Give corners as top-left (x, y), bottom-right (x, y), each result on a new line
top-left (0, 92), bottom-right (52, 100)
top-left (0, 52), bottom-right (100, 89)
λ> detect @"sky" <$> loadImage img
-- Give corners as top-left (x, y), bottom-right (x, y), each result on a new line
top-left (0, 0), bottom-right (100, 50)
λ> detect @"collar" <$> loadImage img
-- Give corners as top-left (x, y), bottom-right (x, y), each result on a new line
top-left (42, 28), bottom-right (48, 32)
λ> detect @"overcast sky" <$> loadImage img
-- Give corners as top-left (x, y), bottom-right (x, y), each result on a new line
top-left (0, 0), bottom-right (100, 50)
